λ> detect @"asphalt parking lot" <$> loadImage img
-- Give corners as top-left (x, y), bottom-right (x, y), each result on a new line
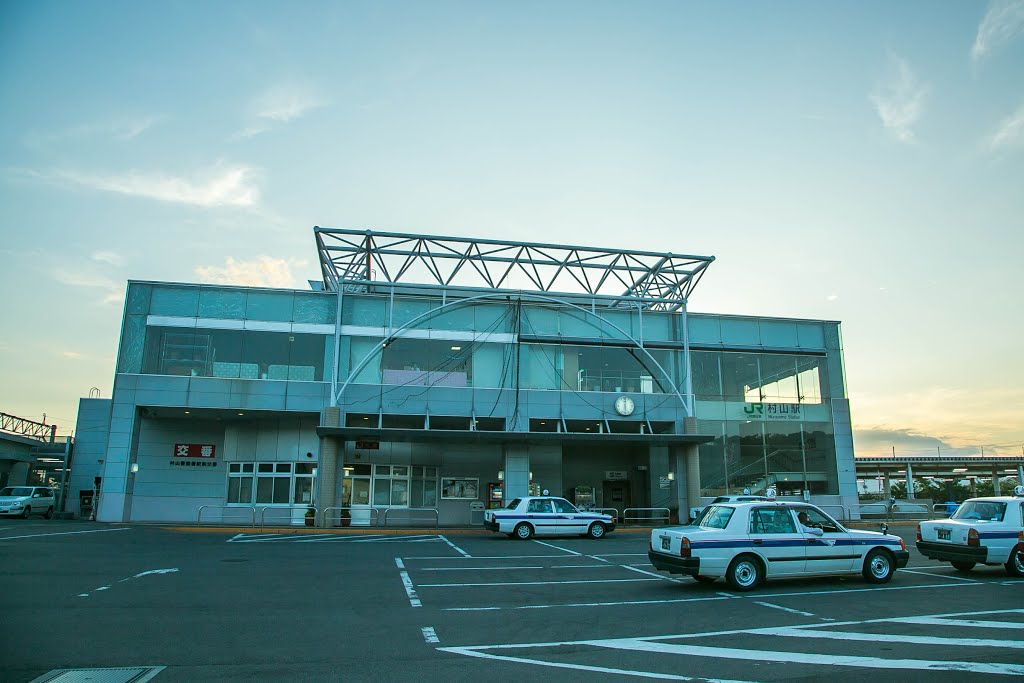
top-left (1, 519), bottom-right (1022, 682)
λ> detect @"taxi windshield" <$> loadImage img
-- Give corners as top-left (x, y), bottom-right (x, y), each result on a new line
top-left (951, 501), bottom-right (1006, 522)
top-left (697, 505), bottom-right (734, 529)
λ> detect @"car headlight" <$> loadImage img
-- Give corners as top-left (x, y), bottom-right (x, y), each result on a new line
top-left (9, 502), bottom-right (24, 508)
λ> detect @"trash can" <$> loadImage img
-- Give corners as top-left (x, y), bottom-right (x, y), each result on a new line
top-left (944, 501), bottom-right (958, 516)
top-left (470, 500), bottom-right (485, 525)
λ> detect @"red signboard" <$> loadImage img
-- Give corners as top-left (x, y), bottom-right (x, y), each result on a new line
top-left (173, 443), bottom-right (216, 459)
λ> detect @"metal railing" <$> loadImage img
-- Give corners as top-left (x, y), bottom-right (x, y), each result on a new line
top-left (197, 505), bottom-right (256, 527)
top-left (258, 506), bottom-right (314, 530)
top-left (846, 502), bottom-right (940, 522)
top-left (589, 507), bottom-right (619, 520)
top-left (382, 507), bottom-right (439, 528)
top-left (933, 503), bottom-right (958, 517)
top-left (814, 504), bottom-right (847, 521)
top-left (623, 507), bottom-right (671, 526)
top-left (320, 506), bottom-right (381, 527)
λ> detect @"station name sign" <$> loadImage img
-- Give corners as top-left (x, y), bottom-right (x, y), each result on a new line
top-left (725, 402), bottom-right (803, 421)
top-left (171, 443), bottom-right (218, 467)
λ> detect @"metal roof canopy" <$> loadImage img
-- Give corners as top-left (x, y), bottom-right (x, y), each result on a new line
top-left (315, 227), bottom-right (715, 311)
top-left (316, 426), bottom-right (715, 445)
top-left (856, 456), bottom-right (1024, 478)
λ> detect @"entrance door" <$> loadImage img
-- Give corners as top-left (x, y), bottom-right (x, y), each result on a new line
top-left (603, 480), bottom-right (631, 518)
top-left (342, 476), bottom-right (372, 526)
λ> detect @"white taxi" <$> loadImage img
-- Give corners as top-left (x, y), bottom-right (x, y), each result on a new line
top-left (483, 496), bottom-right (616, 539)
top-left (916, 486), bottom-right (1024, 577)
top-left (648, 500), bottom-right (909, 591)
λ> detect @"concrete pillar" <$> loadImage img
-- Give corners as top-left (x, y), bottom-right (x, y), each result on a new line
top-left (970, 477), bottom-right (977, 497)
top-left (504, 446), bottom-right (530, 503)
top-left (905, 463), bottom-right (914, 499)
top-left (682, 418), bottom-right (701, 520)
top-left (992, 468), bottom-right (1001, 497)
top-left (883, 472), bottom-right (891, 499)
top-left (1017, 465), bottom-right (1023, 489)
top-left (8, 461), bottom-right (29, 486)
top-left (318, 406), bottom-right (340, 527)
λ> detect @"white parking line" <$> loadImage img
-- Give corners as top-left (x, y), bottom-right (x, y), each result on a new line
top-left (420, 578), bottom-right (660, 588)
top-left (890, 616), bottom-right (1024, 629)
top-left (442, 579), bottom-right (993, 612)
top-left (0, 527), bottom-right (131, 541)
top-left (759, 626), bottom-right (1024, 649)
top-left (436, 646), bottom-right (757, 682)
top-left (752, 602), bottom-right (815, 617)
top-left (395, 557), bottom-right (420, 607)
top-left (532, 540), bottom-right (581, 555)
top-left (900, 569), bottom-right (979, 582)
top-left (622, 564), bottom-right (684, 583)
top-left (585, 638), bottom-right (1024, 676)
top-left (421, 627), bottom-right (440, 644)
top-left (421, 566), bottom-right (545, 572)
top-left (441, 609), bottom-right (1024, 677)
top-left (439, 535), bottom-right (471, 557)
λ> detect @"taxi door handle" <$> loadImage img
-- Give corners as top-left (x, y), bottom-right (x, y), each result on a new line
top-left (752, 539), bottom-right (763, 545)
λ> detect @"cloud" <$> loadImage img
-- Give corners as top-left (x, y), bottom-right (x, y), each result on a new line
top-left (232, 81), bottom-right (326, 139)
top-left (26, 115), bottom-right (165, 147)
top-left (972, 0), bottom-right (1024, 63)
top-left (826, 294), bottom-right (839, 301)
top-left (870, 57), bottom-right (928, 143)
top-left (61, 351), bottom-right (83, 359)
top-left (987, 102), bottom-right (1024, 149)
top-left (33, 163), bottom-right (261, 208)
top-left (91, 251), bottom-right (123, 266)
top-left (194, 256), bottom-right (305, 288)
top-left (50, 269), bottom-right (124, 306)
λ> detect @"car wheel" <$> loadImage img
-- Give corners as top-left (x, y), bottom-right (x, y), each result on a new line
top-left (725, 554), bottom-right (762, 591)
top-left (21, 506), bottom-right (31, 519)
top-left (44, 506), bottom-right (54, 520)
top-left (1006, 548), bottom-right (1024, 578)
top-left (951, 561), bottom-right (976, 572)
top-left (693, 575), bottom-right (716, 585)
top-left (586, 522), bottom-right (606, 539)
top-left (513, 522), bottom-right (534, 540)
top-left (863, 549), bottom-right (895, 584)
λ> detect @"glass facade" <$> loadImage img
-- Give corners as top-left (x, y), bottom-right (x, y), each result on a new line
top-left (693, 350), bottom-right (838, 495)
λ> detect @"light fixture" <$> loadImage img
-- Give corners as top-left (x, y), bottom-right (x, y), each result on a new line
top-left (363, 416), bottom-right (369, 420)
top-left (451, 346), bottom-right (461, 351)
top-left (666, 472), bottom-right (675, 481)
top-left (184, 410), bottom-right (190, 415)
top-left (952, 468), bottom-right (968, 473)
top-left (237, 412), bottom-right (244, 416)
top-left (130, 463), bottom-right (139, 473)
top-left (498, 470), bottom-right (504, 480)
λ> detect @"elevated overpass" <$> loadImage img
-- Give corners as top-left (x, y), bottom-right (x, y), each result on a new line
top-left (855, 455), bottom-right (1024, 497)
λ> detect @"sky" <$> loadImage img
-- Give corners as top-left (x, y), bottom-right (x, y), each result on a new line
top-left (1, 1), bottom-right (1022, 457)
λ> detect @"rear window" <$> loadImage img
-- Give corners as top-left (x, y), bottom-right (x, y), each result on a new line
top-left (505, 498), bottom-right (522, 510)
top-left (952, 501), bottom-right (1006, 522)
top-left (697, 505), bottom-right (734, 529)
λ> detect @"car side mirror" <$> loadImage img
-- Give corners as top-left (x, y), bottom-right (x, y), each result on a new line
top-left (880, 523), bottom-right (889, 535)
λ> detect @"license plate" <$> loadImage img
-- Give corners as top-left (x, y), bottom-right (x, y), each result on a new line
top-left (937, 529), bottom-right (950, 541)
top-left (661, 536), bottom-right (671, 550)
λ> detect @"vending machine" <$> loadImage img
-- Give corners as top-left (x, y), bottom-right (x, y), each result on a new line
top-left (573, 485), bottom-right (595, 509)
top-left (486, 482), bottom-right (503, 509)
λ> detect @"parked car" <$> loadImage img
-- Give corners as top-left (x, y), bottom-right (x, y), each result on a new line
top-left (0, 486), bottom-right (57, 519)
top-left (916, 487), bottom-right (1024, 577)
top-left (648, 501), bottom-right (909, 591)
top-left (483, 496), bottom-right (616, 539)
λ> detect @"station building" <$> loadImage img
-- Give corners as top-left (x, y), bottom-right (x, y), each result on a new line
top-left (75, 228), bottom-right (857, 525)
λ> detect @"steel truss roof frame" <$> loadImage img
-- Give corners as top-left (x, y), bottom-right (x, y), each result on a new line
top-left (314, 227), bottom-right (715, 310)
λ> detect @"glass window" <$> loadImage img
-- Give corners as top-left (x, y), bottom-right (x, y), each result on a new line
top-left (293, 476), bottom-right (313, 505)
top-left (343, 296), bottom-right (389, 327)
top-left (293, 294), bottom-right (334, 324)
top-left (691, 351), bottom-right (722, 400)
top-left (749, 508), bottom-right (797, 534)
top-left (505, 498), bottom-right (522, 510)
top-left (720, 353), bottom-right (760, 402)
top-left (150, 286), bottom-right (199, 317)
top-left (199, 288), bottom-right (246, 319)
top-left (527, 499), bottom-right (552, 513)
top-left (552, 499), bottom-right (577, 513)
top-left (696, 506), bottom-right (734, 529)
top-left (246, 291), bottom-right (294, 322)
